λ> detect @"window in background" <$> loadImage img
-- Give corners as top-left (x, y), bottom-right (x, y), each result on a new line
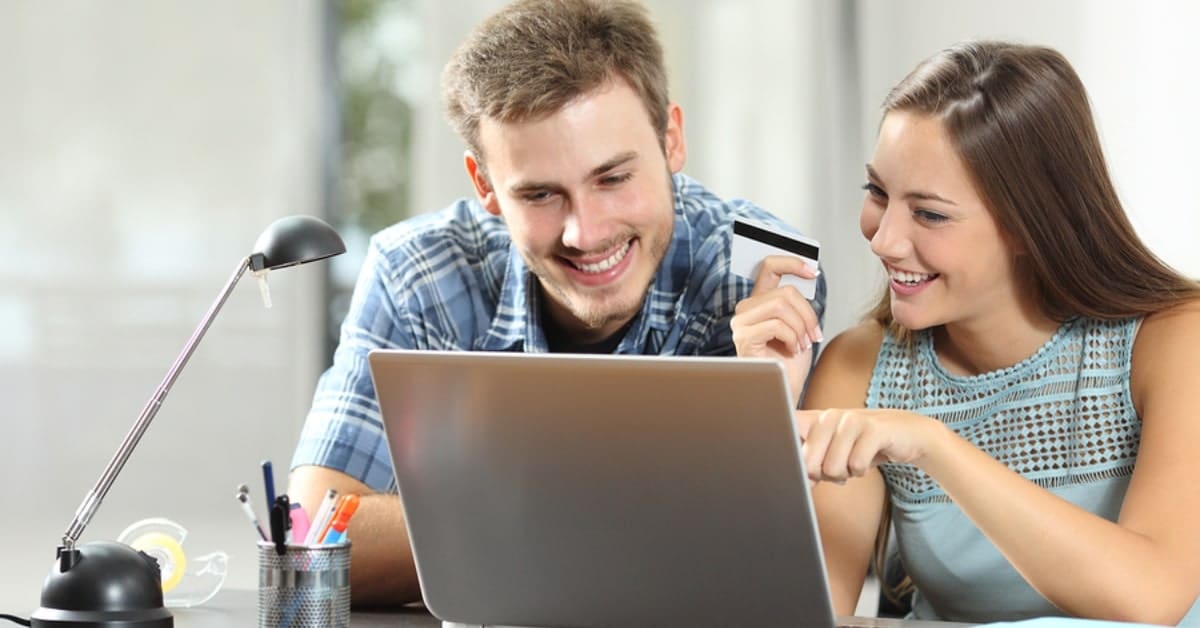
top-left (325, 0), bottom-right (422, 359)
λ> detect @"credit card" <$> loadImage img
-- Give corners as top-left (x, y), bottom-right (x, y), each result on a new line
top-left (730, 218), bottom-right (820, 299)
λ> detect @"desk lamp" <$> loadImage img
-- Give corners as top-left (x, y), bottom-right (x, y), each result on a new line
top-left (31, 215), bottom-right (345, 627)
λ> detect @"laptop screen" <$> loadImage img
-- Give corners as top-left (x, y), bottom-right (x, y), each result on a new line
top-left (369, 350), bottom-right (837, 628)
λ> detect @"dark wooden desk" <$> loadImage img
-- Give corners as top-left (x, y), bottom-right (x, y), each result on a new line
top-left (171, 589), bottom-right (439, 627)
top-left (8, 588), bottom-right (978, 627)
top-left (169, 590), bottom-right (968, 628)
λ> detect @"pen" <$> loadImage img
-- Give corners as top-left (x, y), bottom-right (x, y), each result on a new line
top-left (261, 460), bottom-right (276, 517)
top-left (235, 484), bottom-right (268, 541)
top-left (320, 494), bottom-right (360, 544)
top-left (313, 493), bottom-right (348, 543)
top-left (305, 488), bottom-right (339, 545)
top-left (269, 498), bottom-right (287, 555)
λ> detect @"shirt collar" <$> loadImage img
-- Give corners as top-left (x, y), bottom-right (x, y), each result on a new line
top-left (477, 247), bottom-right (545, 352)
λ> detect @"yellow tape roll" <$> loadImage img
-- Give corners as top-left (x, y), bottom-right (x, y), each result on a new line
top-left (128, 531), bottom-right (187, 593)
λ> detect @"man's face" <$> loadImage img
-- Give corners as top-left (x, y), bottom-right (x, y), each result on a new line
top-left (467, 78), bottom-right (687, 343)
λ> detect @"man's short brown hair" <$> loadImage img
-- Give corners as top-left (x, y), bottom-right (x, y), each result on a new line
top-left (442, 0), bottom-right (669, 163)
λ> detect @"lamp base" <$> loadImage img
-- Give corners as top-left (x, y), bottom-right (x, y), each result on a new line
top-left (32, 541), bottom-right (173, 627)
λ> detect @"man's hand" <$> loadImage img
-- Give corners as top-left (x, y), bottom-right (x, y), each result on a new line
top-left (731, 255), bottom-right (822, 406)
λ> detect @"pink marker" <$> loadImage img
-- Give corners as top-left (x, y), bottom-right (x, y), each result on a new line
top-left (288, 502), bottom-right (310, 545)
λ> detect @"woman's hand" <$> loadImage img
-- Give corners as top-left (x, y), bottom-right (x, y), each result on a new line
top-left (793, 408), bottom-right (945, 484)
top-left (731, 255), bottom-right (822, 406)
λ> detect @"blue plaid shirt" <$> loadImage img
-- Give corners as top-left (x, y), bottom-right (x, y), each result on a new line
top-left (291, 173), bottom-right (827, 490)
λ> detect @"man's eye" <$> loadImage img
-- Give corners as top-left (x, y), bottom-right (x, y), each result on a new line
top-left (600, 173), bottom-right (632, 186)
top-left (523, 191), bottom-right (553, 203)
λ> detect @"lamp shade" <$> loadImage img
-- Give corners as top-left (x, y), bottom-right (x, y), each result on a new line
top-left (250, 215), bottom-right (346, 271)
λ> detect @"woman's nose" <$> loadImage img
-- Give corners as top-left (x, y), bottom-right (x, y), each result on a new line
top-left (868, 205), bottom-right (913, 261)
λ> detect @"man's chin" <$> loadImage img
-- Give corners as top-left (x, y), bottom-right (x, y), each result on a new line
top-left (571, 306), bottom-right (635, 332)
top-left (564, 295), bottom-right (644, 334)
top-left (538, 270), bottom-right (650, 333)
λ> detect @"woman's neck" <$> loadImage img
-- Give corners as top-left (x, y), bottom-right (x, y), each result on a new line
top-left (933, 301), bottom-right (1062, 377)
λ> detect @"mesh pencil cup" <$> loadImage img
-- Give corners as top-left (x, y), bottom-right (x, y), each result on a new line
top-left (257, 541), bottom-right (351, 627)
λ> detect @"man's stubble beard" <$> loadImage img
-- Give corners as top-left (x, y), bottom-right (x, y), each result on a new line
top-left (527, 227), bottom-right (670, 333)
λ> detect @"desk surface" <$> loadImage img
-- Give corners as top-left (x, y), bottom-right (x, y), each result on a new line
top-left (2, 531), bottom-right (964, 628)
top-left (10, 588), bottom-right (970, 628)
top-left (16, 589), bottom-right (440, 628)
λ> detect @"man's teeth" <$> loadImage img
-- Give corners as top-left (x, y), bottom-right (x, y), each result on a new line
top-left (575, 241), bottom-right (631, 274)
top-left (889, 269), bottom-right (938, 285)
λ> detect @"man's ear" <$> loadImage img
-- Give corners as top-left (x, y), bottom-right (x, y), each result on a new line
top-left (664, 102), bottom-right (687, 173)
top-left (465, 151), bottom-right (501, 216)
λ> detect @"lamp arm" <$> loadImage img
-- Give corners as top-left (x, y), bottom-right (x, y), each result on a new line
top-left (61, 256), bottom-right (253, 550)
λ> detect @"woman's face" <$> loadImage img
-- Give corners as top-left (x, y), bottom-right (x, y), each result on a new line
top-left (860, 111), bottom-right (1023, 333)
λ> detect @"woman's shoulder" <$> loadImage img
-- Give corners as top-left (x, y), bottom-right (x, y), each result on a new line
top-left (806, 321), bottom-right (887, 409)
top-left (1134, 299), bottom-right (1200, 355)
top-left (822, 320), bottom-right (888, 364)
top-left (1130, 299), bottom-right (1200, 406)
top-left (1140, 297), bottom-right (1200, 327)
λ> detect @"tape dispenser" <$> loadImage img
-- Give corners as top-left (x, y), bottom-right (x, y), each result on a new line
top-left (117, 517), bottom-right (229, 608)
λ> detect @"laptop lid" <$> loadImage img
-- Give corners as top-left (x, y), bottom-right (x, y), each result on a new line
top-left (369, 350), bottom-right (837, 628)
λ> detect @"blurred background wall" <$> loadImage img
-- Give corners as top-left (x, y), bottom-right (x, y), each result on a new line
top-left (2, 0), bottom-right (1197, 598)
top-left (0, 0), bottom-right (330, 597)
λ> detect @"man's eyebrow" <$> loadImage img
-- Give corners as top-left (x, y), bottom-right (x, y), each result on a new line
top-left (865, 163), bottom-right (957, 205)
top-left (508, 179), bottom-right (561, 195)
top-left (587, 151), bottom-right (638, 180)
top-left (506, 151), bottom-right (640, 196)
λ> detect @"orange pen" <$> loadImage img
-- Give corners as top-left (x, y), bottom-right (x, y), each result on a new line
top-left (319, 494), bottom-right (361, 544)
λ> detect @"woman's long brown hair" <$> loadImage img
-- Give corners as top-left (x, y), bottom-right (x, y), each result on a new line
top-left (867, 40), bottom-right (1200, 603)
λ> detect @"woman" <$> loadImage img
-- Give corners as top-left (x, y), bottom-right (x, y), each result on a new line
top-left (732, 41), bottom-right (1200, 623)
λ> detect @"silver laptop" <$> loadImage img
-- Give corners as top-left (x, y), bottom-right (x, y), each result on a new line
top-left (369, 350), bottom-right (960, 628)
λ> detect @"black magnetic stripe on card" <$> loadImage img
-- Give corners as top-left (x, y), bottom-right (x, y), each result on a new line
top-left (733, 221), bottom-right (819, 260)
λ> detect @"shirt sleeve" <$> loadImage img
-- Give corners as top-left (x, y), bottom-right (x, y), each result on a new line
top-left (290, 237), bottom-right (417, 492)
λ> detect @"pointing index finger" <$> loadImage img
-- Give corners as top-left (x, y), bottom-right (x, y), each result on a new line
top-left (793, 409), bottom-right (820, 441)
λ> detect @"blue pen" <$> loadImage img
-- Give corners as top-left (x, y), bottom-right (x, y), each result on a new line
top-left (261, 460), bottom-right (276, 517)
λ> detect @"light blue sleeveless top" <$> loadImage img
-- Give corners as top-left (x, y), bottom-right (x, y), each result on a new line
top-left (867, 317), bottom-right (1200, 623)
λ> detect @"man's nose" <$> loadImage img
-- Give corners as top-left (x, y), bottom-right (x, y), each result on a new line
top-left (561, 193), bottom-right (614, 252)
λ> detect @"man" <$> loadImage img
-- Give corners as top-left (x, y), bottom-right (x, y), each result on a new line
top-left (289, 0), bottom-right (826, 605)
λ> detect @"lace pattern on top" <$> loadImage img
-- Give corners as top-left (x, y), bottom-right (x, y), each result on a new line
top-left (869, 317), bottom-right (1141, 505)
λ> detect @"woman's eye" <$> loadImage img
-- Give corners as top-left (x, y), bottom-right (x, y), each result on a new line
top-left (861, 182), bottom-right (886, 200)
top-left (915, 209), bottom-right (949, 223)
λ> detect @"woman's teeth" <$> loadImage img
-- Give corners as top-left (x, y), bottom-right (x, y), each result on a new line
top-left (889, 269), bottom-right (939, 285)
